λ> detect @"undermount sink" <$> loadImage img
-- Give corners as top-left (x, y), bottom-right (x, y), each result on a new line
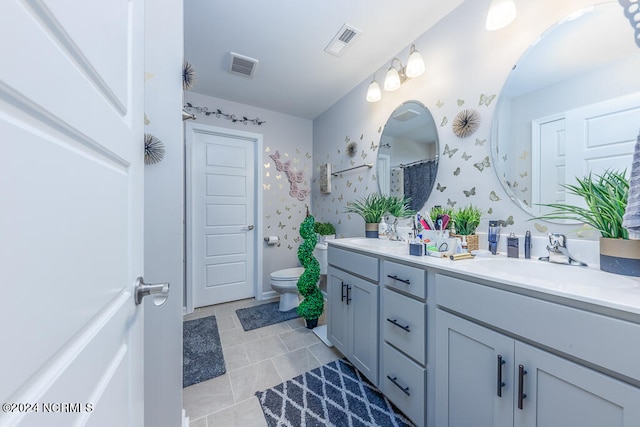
top-left (471, 257), bottom-right (639, 290)
top-left (348, 237), bottom-right (407, 249)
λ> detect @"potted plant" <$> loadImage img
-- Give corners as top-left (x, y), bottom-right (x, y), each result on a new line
top-left (534, 169), bottom-right (639, 276)
top-left (451, 204), bottom-right (482, 251)
top-left (297, 213), bottom-right (324, 328)
top-left (314, 221), bottom-right (336, 244)
top-left (345, 193), bottom-right (414, 238)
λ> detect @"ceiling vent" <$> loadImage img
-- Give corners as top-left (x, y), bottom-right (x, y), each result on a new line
top-left (229, 52), bottom-right (258, 77)
top-left (324, 24), bottom-right (362, 57)
top-left (392, 109), bottom-right (421, 122)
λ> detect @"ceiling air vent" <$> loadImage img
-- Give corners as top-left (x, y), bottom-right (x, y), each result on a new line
top-left (229, 52), bottom-right (258, 77)
top-left (324, 24), bottom-right (362, 57)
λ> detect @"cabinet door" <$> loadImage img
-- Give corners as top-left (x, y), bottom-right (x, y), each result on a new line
top-left (436, 310), bottom-right (514, 427)
top-left (515, 342), bottom-right (640, 427)
top-left (327, 267), bottom-right (350, 355)
top-left (350, 275), bottom-right (379, 385)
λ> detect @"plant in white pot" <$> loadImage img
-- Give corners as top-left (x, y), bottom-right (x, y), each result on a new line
top-left (534, 169), bottom-right (640, 276)
top-left (314, 221), bottom-right (336, 244)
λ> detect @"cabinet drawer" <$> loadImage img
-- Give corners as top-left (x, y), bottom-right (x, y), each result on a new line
top-left (382, 260), bottom-right (426, 299)
top-left (382, 288), bottom-right (426, 364)
top-left (328, 247), bottom-right (379, 282)
top-left (382, 342), bottom-right (426, 427)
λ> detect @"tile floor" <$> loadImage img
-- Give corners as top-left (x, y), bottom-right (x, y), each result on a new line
top-left (183, 297), bottom-right (342, 427)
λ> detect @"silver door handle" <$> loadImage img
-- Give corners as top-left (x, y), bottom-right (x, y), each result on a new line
top-left (245, 225), bottom-right (255, 231)
top-left (135, 277), bottom-right (170, 306)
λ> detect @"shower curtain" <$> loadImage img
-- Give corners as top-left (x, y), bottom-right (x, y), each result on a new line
top-left (403, 159), bottom-right (437, 212)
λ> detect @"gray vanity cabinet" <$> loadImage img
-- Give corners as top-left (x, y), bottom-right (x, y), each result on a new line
top-left (327, 247), bottom-right (379, 386)
top-left (435, 275), bottom-right (640, 427)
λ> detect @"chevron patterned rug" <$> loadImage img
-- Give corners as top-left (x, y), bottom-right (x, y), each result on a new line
top-left (256, 359), bottom-right (414, 426)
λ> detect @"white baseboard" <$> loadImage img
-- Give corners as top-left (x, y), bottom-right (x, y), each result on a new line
top-left (260, 290), bottom-right (278, 300)
top-left (182, 409), bottom-right (189, 427)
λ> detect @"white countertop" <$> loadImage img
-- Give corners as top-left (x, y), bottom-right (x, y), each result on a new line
top-left (328, 237), bottom-right (640, 317)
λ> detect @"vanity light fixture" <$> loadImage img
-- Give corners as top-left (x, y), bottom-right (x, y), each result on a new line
top-left (486, 0), bottom-right (517, 31)
top-left (368, 44), bottom-right (426, 102)
top-left (366, 77), bottom-right (382, 103)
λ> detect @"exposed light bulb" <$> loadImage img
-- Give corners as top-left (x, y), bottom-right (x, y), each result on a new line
top-left (486, 0), bottom-right (517, 31)
top-left (366, 79), bottom-right (382, 102)
top-left (405, 45), bottom-right (425, 78)
top-left (384, 66), bottom-right (401, 91)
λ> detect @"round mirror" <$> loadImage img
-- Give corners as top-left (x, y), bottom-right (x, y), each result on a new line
top-left (377, 100), bottom-right (439, 212)
top-left (490, 1), bottom-right (640, 222)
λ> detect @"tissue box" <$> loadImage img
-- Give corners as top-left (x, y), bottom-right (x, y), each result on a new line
top-left (409, 243), bottom-right (424, 256)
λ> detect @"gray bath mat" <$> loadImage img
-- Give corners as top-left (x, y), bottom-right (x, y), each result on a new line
top-left (183, 315), bottom-right (225, 387)
top-left (256, 359), bottom-right (414, 426)
top-left (236, 301), bottom-right (299, 331)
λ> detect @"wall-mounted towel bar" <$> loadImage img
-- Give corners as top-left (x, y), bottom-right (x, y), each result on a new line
top-left (331, 163), bottom-right (373, 176)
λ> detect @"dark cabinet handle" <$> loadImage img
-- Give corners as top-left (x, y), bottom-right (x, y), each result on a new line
top-left (497, 355), bottom-right (506, 397)
top-left (387, 375), bottom-right (411, 396)
top-left (518, 364), bottom-right (527, 410)
top-left (346, 285), bottom-right (352, 305)
top-left (387, 274), bottom-right (411, 285)
top-left (386, 318), bottom-right (411, 332)
top-left (341, 281), bottom-right (346, 302)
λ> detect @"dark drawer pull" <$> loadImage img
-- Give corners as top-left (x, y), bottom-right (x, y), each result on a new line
top-left (497, 355), bottom-right (505, 397)
top-left (518, 364), bottom-right (527, 410)
top-left (386, 318), bottom-right (411, 332)
top-left (387, 274), bottom-right (411, 285)
top-left (341, 281), bottom-right (346, 302)
top-left (346, 285), bottom-right (352, 305)
top-left (387, 375), bottom-right (411, 396)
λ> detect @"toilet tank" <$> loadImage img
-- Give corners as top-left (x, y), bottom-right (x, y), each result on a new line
top-left (314, 243), bottom-right (328, 275)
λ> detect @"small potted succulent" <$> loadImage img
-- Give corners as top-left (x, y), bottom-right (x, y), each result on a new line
top-left (345, 193), bottom-right (414, 238)
top-left (451, 205), bottom-right (482, 251)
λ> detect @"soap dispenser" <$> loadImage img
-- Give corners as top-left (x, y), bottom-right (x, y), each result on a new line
top-left (488, 220), bottom-right (500, 255)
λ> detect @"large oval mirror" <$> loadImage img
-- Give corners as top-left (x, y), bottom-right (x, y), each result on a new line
top-left (491, 1), bottom-right (640, 222)
top-left (377, 100), bottom-right (439, 212)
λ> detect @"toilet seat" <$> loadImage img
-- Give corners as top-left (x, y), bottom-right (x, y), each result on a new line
top-left (271, 267), bottom-right (304, 281)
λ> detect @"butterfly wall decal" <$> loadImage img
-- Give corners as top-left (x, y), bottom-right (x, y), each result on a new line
top-left (518, 151), bottom-right (529, 160)
top-left (436, 100), bottom-right (444, 108)
top-left (441, 117), bottom-right (448, 127)
top-left (453, 167), bottom-right (461, 176)
top-left (463, 187), bottom-right (476, 197)
top-left (475, 138), bottom-right (486, 146)
top-left (443, 144), bottom-right (458, 158)
top-left (519, 171), bottom-right (528, 178)
top-left (489, 191), bottom-right (501, 201)
top-left (499, 216), bottom-right (514, 227)
top-left (474, 156), bottom-right (491, 171)
top-left (479, 93), bottom-right (496, 106)
top-left (437, 183), bottom-right (446, 192)
top-left (447, 198), bottom-right (457, 208)
top-left (462, 152), bottom-right (472, 161)
top-left (487, 207), bottom-right (493, 214)
top-left (457, 99), bottom-right (465, 106)
top-left (534, 223), bottom-right (548, 233)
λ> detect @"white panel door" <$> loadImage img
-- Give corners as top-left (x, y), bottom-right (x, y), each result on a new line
top-left (187, 124), bottom-right (259, 308)
top-left (564, 93), bottom-right (640, 207)
top-left (0, 0), bottom-right (144, 426)
top-left (533, 117), bottom-right (566, 214)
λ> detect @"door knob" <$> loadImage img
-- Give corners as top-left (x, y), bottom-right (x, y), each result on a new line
top-left (135, 277), bottom-right (170, 306)
top-left (245, 225), bottom-right (255, 231)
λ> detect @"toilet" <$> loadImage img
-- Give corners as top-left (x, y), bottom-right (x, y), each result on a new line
top-left (270, 243), bottom-right (328, 312)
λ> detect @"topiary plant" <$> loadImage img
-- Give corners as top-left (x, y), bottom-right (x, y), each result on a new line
top-left (314, 221), bottom-right (336, 236)
top-left (296, 213), bottom-right (324, 326)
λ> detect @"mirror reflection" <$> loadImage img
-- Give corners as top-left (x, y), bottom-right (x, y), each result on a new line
top-left (378, 101), bottom-right (439, 212)
top-left (491, 1), bottom-right (640, 220)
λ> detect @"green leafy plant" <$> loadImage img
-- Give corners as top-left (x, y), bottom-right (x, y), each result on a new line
top-left (452, 205), bottom-right (482, 235)
top-left (429, 206), bottom-right (454, 230)
top-left (314, 222), bottom-right (336, 236)
top-left (345, 193), bottom-right (415, 223)
top-left (533, 169), bottom-right (629, 239)
top-left (296, 214), bottom-right (324, 321)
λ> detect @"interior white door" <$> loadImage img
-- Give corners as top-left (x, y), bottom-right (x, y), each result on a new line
top-left (187, 124), bottom-right (259, 308)
top-left (0, 1), bottom-right (145, 426)
top-left (533, 117), bottom-right (566, 214)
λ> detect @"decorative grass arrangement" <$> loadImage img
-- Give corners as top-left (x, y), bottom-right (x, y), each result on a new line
top-left (345, 193), bottom-right (415, 223)
top-left (533, 169), bottom-right (629, 239)
top-left (452, 205), bottom-right (482, 235)
top-left (296, 213), bottom-right (323, 326)
top-left (314, 222), bottom-right (336, 236)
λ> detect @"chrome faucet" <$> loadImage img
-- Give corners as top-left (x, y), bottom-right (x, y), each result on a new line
top-left (382, 212), bottom-right (403, 241)
top-left (539, 233), bottom-right (587, 266)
